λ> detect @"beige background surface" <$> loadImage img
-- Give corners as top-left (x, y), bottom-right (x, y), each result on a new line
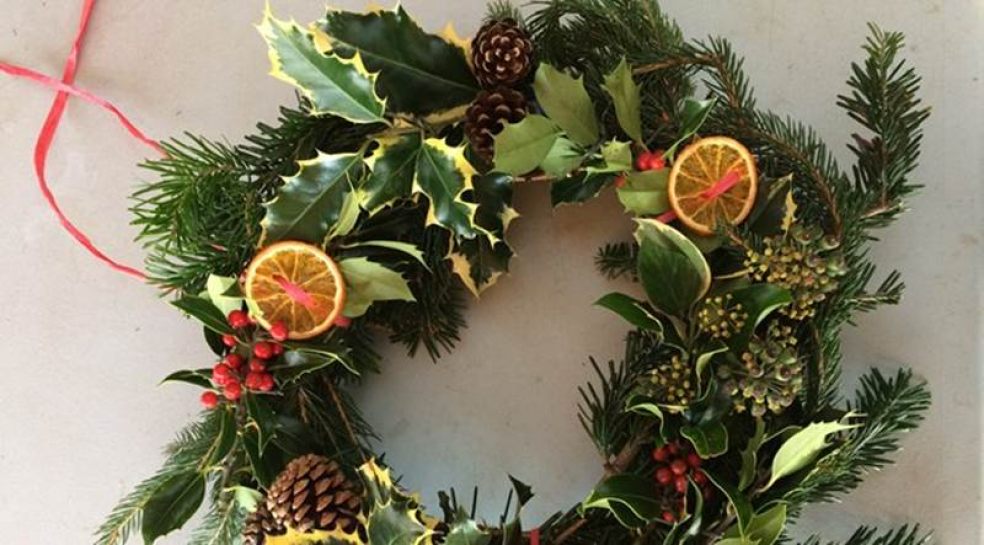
top-left (0, 1), bottom-right (981, 543)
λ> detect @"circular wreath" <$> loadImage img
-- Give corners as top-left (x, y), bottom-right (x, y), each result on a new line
top-left (96, 2), bottom-right (933, 545)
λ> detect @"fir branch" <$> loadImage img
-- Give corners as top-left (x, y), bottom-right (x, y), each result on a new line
top-left (595, 241), bottom-right (638, 281)
top-left (485, 0), bottom-right (523, 23)
top-left (784, 368), bottom-right (930, 511)
top-left (95, 411), bottom-right (222, 545)
top-left (188, 490), bottom-right (247, 545)
top-left (797, 525), bottom-right (931, 545)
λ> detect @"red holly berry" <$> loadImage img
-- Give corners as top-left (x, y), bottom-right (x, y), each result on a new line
top-left (655, 467), bottom-right (673, 485)
top-left (269, 321), bottom-right (289, 342)
top-left (667, 442), bottom-right (680, 455)
top-left (227, 310), bottom-right (251, 329)
top-left (200, 391), bottom-right (219, 409)
top-left (223, 353), bottom-right (244, 370)
top-left (693, 470), bottom-right (708, 486)
top-left (670, 459), bottom-right (688, 476)
top-left (270, 342), bottom-right (284, 356)
top-left (223, 381), bottom-right (242, 401)
top-left (661, 511), bottom-right (676, 524)
top-left (614, 174), bottom-right (627, 189)
top-left (334, 315), bottom-right (352, 329)
top-left (259, 373), bottom-right (275, 392)
top-left (221, 334), bottom-right (237, 348)
top-left (686, 452), bottom-right (702, 468)
top-left (674, 475), bottom-right (689, 494)
top-left (249, 359), bottom-right (266, 373)
top-left (653, 445), bottom-right (671, 462)
top-left (635, 152), bottom-right (652, 171)
top-left (245, 372), bottom-right (264, 390)
top-left (253, 341), bottom-right (274, 360)
top-left (213, 363), bottom-right (233, 380)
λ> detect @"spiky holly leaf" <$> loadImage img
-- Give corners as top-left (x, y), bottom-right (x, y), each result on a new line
top-left (258, 5), bottom-right (385, 123)
top-left (141, 471), bottom-right (207, 543)
top-left (361, 133), bottom-right (422, 212)
top-left (320, 6), bottom-right (479, 115)
top-left (449, 172), bottom-right (517, 296)
top-left (617, 169), bottom-right (670, 216)
top-left (550, 171), bottom-right (616, 207)
top-left (359, 459), bottom-right (439, 545)
top-left (602, 58), bottom-right (643, 144)
top-left (261, 152), bottom-right (363, 244)
top-left (339, 257), bottom-right (416, 317)
top-left (533, 63), bottom-right (599, 147)
top-left (415, 138), bottom-right (486, 241)
top-left (444, 508), bottom-right (491, 545)
top-left (493, 115), bottom-right (563, 176)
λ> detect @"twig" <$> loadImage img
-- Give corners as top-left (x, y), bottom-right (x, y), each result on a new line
top-left (326, 379), bottom-right (368, 463)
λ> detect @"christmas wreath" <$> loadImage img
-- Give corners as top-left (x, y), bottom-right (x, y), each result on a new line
top-left (91, 1), bottom-right (933, 544)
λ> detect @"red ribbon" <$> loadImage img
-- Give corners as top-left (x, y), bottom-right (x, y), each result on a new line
top-left (1, 0), bottom-right (162, 280)
top-left (530, 527), bottom-right (540, 545)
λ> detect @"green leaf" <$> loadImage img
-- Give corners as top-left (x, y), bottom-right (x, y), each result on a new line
top-left (739, 418), bottom-right (766, 491)
top-left (341, 240), bottom-right (429, 269)
top-left (200, 408), bottom-right (237, 470)
top-left (141, 471), bottom-right (206, 544)
top-left (766, 419), bottom-right (859, 489)
top-left (603, 58), bottom-right (643, 143)
top-left (204, 275), bottom-right (242, 317)
top-left (276, 348), bottom-right (353, 381)
top-left (328, 190), bottom-right (362, 239)
top-left (493, 115), bottom-right (562, 176)
top-left (665, 98), bottom-right (715, 159)
top-left (595, 292), bottom-right (662, 331)
top-left (244, 394), bottom-right (278, 454)
top-left (582, 473), bottom-right (661, 528)
top-left (172, 296), bottom-right (232, 335)
top-left (339, 257), bottom-right (415, 317)
top-left (727, 284), bottom-right (793, 348)
top-left (681, 421), bottom-right (728, 457)
top-left (361, 133), bottom-right (422, 213)
top-left (634, 219), bottom-right (711, 316)
top-left (321, 6), bottom-right (479, 115)
top-left (704, 470), bottom-right (754, 535)
top-left (261, 151), bottom-right (362, 244)
top-left (744, 505), bottom-right (787, 545)
top-left (231, 486), bottom-right (263, 513)
top-left (695, 343), bottom-right (728, 381)
top-left (416, 138), bottom-right (484, 240)
top-left (160, 368), bottom-right (213, 389)
top-left (533, 63), bottom-right (599, 147)
top-left (618, 169), bottom-right (670, 216)
top-left (444, 508), bottom-right (492, 545)
top-left (448, 172), bottom-right (516, 296)
top-left (365, 499), bottom-right (434, 545)
top-left (540, 136), bottom-right (585, 178)
top-left (601, 140), bottom-right (633, 172)
top-left (550, 171), bottom-right (615, 207)
top-left (258, 5), bottom-right (385, 123)
top-left (242, 430), bottom-right (277, 488)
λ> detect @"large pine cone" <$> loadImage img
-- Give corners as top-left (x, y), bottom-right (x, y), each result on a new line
top-left (266, 454), bottom-right (365, 537)
top-left (471, 19), bottom-right (534, 88)
top-left (242, 503), bottom-right (286, 545)
top-left (465, 87), bottom-right (528, 160)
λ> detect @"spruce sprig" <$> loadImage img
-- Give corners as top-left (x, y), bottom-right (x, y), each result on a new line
top-left (797, 525), bottom-right (930, 545)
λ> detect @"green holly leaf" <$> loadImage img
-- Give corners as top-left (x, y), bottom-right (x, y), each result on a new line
top-left (321, 6), bottom-right (479, 115)
top-left (550, 171), bottom-right (616, 207)
top-left (595, 292), bottom-right (662, 331)
top-left (582, 473), bottom-right (661, 528)
top-left (339, 257), bottom-right (415, 317)
top-left (766, 419), bottom-right (859, 489)
top-left (601, 140), bottom-right (633, 171)
top-left (141, 470), bottom-right (206, 544)
top-left (172, 295), bottom-right (233, 335)
top-left (415, 138), bottom-right (485, 240)
top-left (444, 508), bottom-right (492, 545)
top-left (361, 133), bottom-right (422, 212)
top-left (201, 408), bottom-right (237, 469)
top-left (277, 347), bottom-right (354, 380)
top-left (449, 172), bottom-right (517, 296)
top-left (203, 274), bottom-right (243, 317)
top-left (680, 421), bottom-right (728, 458)
top-left (493, 115), bottom-right (563, 176)
top-left (665, 98), bottom-right (716, 159)
top-left (244, 394), bottom-right (278, 454)
top-left (160, 368), bottom-right (213, 389)
top-left (341, 240), bottom-right (429, 269)
top-left (617, 169), bottom-right (670, 216)
top-left (261, 151), bottom-right (363, 244)
top-left (603, 58), bottom-right (643, 143)
top-left (634, 219), bottom-right (711, 317)
top-left (533, 63), bottom-right (599, 147)
top-left (258, 5), bottom-right (385, 123)
top-left (540, 136), bottom-right (585, 178)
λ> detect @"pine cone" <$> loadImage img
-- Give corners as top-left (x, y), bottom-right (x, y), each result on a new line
top-left (471, 19), bottom-right (534, 88)
top-left (266, 454), bottom-right (365, 537)
top-left (243, 503), bottom-right (286, 545)
top-left (465, 87), bottom-right (528, 160)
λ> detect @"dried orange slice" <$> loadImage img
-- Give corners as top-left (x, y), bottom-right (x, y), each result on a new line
top-left (243, 241), bottom-right (346, 340)
top-left (668, 136), bottom-right (758, 236)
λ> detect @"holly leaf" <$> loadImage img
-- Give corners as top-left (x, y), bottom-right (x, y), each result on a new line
top-left (261, 151), bottom-right (363, 244)
top-left (200, 408), bottom-right (237, 469)
top-left (532, 63), bottom-right (599, 147)
top-left (244, 394), bottom-right (278, 453)
top-left (595, 292), bottom-right (662, 331)
top-left (172, 295), bottom-right (232, 335)
top-left (321, 6), bottom-right (479, 115)
top-left (617, 169), bottom-right (670, 216)
top-left (444, 508), bottom-right (492, 545)
top-left (766, 419), bottom-right (859, 489)
top-left (704, 469), bottom-right (754, 535)
top-left (361, 133), bottom-right (422, 213)
top-left (634, 219), bottom-right (711, 317)
top-left (341, 240), bottom-right (429, 269)
top-left (276, 347), bottom-right (355, 381)
top-left (603, 58), bottom-right (643, 143)
top-left (141, 471), bottom-right (206, 544)
top-left (204, 274), bottom-right (243, 317)
top-left (258, 5), bottom-right (385, 123)
top-left (540, 136), bottom-right (585, 178)
top-left (601, 140), bottom-right (633, 171)
top-left (581, 473), bottom-right (661, 528)
top-left (160, 368), bottom-right (213, 389)
top-left (680, 421), bottom-right (728, 458)
top-left (449, 172), bottom-right (517, 296)
top-left (550, 171), bottom-right (616, 207)
top-left (493, 115), bottom-right (563, 176)
top-left (415, 138), bottom-right (486, 240)
top-left (739, 418), bottom-right (767, 491)
top-left (339, 257), bottom-right (415, 317)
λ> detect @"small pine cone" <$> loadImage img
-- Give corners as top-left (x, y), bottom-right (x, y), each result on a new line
top-left (471, 19), bottom-right (534, 88)
top-left (464, 87), bottom-right (528, 159)
top-left (266, 454), bottom-right (365, 537)
top-left (243, 503), bottom-right (286, 545)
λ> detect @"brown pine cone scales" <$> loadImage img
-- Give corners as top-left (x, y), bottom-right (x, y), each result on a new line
top-left (471, 19), bottom-right (534, 88)
top-left (243, 503), bottom-right (286, 545)
top-left (265, 454), bottom-right (365, 537)
top-left (465, 87), bottom-right (528, 159)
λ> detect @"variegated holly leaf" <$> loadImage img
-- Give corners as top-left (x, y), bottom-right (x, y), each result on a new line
top-left (415, 138), bottom-right (486, 240)
top-left (361, 133), bottom-right (422, 213)
top-left (261, 151), bottom-right (363, 244)
top-left (359, 459), bottom-right (439, 545)
top-left (449, 172), bottom-right (517, 296)
top-left (258, 5), bottom-right (385, 123)
top-left (320, 6), bottom-right (479, 116)
top-left (339, 257), bottom-right (415, 318)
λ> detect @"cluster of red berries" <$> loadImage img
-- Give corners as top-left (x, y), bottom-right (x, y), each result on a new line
top-left (651, 440), bottom-right (713, 523)
top-left (200, 310), bottom-right (288, 409)
top-left (615, 149), bottom-right (667, 188)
